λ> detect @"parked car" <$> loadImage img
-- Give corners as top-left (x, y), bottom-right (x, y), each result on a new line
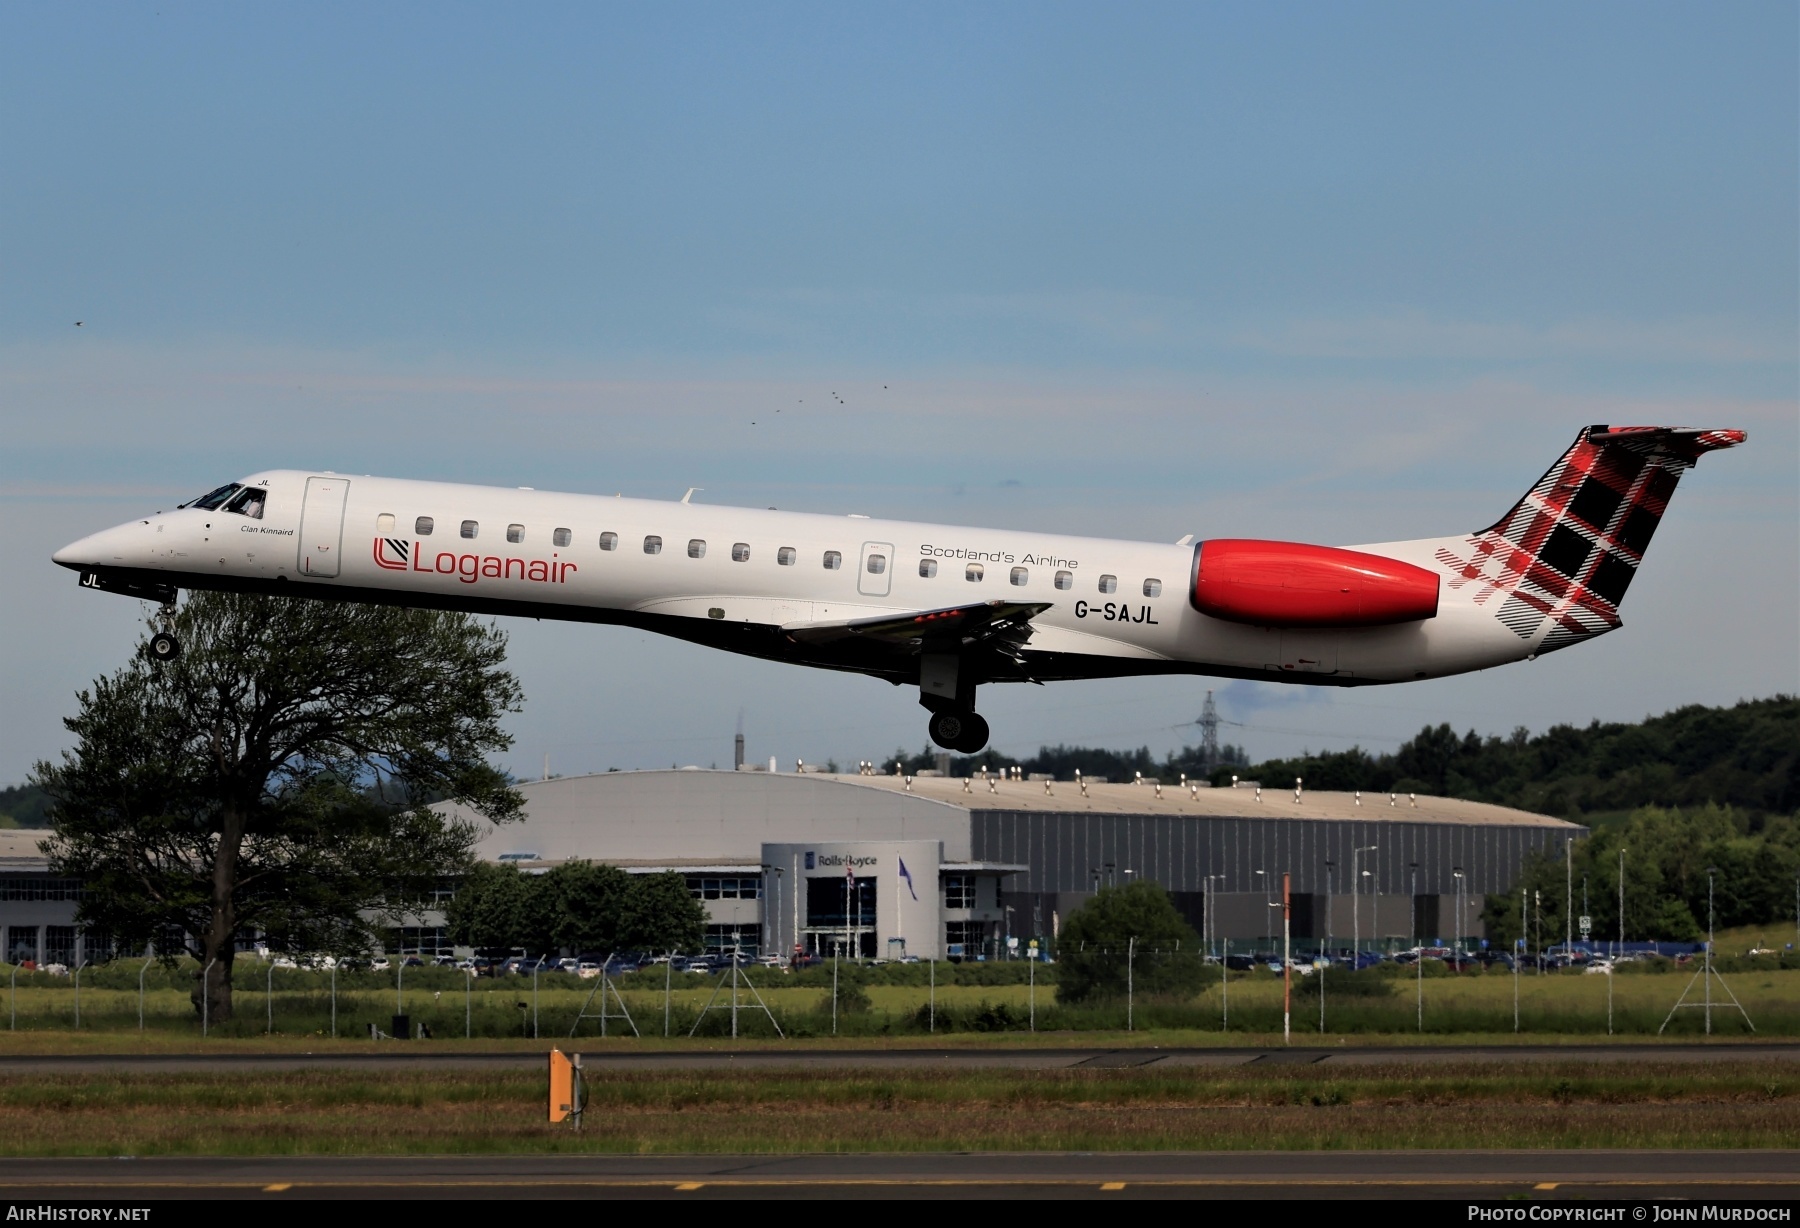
top-left (368, 957), bottom-right (390, 972)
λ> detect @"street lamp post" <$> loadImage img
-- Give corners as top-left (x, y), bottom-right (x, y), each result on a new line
top-left (1452, 868), bottom-right (1465, 959)
top-left (1351, 845), bottom-right (1378, 964)
top-left (1411, 862), bottom-right (1422, 1032)
top-left (1321, 859), bottom-right (1334, 1034)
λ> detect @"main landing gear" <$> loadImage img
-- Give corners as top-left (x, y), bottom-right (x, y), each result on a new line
top-left (927, 709), bottom-right (989, 755)
top-left (148, 600), bottom-right (182, 663)
top-left (919, 653), bottom-right (989, 753)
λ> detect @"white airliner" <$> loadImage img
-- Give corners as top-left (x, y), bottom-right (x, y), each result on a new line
top-left (54, 425), bottom-right (1743, 752)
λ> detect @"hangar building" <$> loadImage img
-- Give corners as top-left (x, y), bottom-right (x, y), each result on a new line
top-left (435, 769), bottom-right (1584, 961)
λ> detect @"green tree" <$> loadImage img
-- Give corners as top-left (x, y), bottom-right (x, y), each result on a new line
top-left (547, 861), bottom-right (634, 953)
top-left (36, 592), bottom-right (522, 1021)
top-left (1054, 880), bottom-right (1203, 1004)
top-left (444, 863), bottom-right (544, 957)
top-left (448, 864), bottom-right (707, 957)
top-left (622, 870), bottom-right (707, 953)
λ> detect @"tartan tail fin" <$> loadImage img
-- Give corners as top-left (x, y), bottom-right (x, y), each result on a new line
top-left (1437, 426), bottom-right (1745, 652)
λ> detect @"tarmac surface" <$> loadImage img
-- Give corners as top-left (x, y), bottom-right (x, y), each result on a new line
top-left (0, 1041), bottom-right (1794, 1073)
top-left (0, 1151), bottom-right (1794, 1200)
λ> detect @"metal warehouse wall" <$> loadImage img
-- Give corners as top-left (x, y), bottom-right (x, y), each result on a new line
top-left (970, 810), bottom-right (1584, 902)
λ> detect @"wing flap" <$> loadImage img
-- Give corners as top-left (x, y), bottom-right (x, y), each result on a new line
top-left (787, 599), bottom-right (1052, 651)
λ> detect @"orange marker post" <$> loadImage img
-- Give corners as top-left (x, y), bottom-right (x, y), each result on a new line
top-left (549, 1048), bottom-right (578, 1125)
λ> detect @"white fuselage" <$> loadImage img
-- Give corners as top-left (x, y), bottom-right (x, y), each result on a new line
top-left (53, 469), bottom-right (1538, 686)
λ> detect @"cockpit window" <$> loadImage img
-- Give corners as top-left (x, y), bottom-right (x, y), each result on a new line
top-left (187, 483), bottom-right (241, 511)
top-left (224, 487), bottom-right (266, 520)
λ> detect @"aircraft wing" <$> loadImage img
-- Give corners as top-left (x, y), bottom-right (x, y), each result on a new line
top-left (787, 599), bottom-right (1052, 654)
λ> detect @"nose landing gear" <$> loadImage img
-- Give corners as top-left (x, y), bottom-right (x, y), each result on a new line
top-left (148, 601), bottom-right (182, 663)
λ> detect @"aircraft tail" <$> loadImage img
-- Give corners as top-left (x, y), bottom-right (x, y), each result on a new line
top-left (1435, 425), bottom-right (1746, 653)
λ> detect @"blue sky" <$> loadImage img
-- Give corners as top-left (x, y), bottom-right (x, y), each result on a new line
top-left (3, 3), bottom-right (1795, 783)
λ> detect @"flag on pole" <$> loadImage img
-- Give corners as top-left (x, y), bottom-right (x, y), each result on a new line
top-left (898, 857), bottom-right (918, 901)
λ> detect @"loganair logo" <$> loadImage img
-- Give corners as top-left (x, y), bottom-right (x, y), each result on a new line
top-left (372, 538), bottom-right (578, 586)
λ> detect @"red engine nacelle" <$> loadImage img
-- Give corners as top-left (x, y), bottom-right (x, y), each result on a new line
top-left (1191, 539), bottom-right (1440, 628)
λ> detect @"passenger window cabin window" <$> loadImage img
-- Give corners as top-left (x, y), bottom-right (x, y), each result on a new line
top-left (866, 553), bottom-right (887, 575)
top-left (507, 524), bottom-right (525, 544)
top-left (966, 563), bottom-right (984, 582)
top-left (777, 547), bottom-right (796, 566)
top-left (376, 513), bottom-right (395, 534)
top-left (688, 539), bottom-right (706, 558)
top-left (644, 535), bottom-right (662, 555)
top-left (823, 551), bottom-right (842, 570)
top-left (553, 528), bottom-right (571, 547)
top-left (731, 543), bottom-right (750, 562)
top-left (1098, 574), bottom-right (1117, 594)
top-left (1054, 570), bottom-right (1072, 590)
top-left (1010, 566), bottom-right (1028, 586)
top-left (416, 516), bottom-right (435, 536)
top-left (461, 520), bottom-right (479, 540)
top-left (599, 532), bottom-right (617, 551)
top-left (919, 559), bottom-right (938, 578)
top-left (1143, 578), bottom-right (1162, 597)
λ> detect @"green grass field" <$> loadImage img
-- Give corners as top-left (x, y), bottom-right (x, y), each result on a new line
top-left (0, 1061), bottom-right (1792, 1155)
top-left (0, 963), bottom-right (1794, 1042)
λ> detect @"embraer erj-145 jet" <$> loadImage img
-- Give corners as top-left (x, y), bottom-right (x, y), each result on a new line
top-left (55, 425), bottom-right (1743, 753)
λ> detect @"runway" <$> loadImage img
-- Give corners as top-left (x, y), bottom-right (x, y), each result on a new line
top-left (0, 1151), bottom-right (1793, 1200)
top-left (0, 1041), bottom-right (1793, 1074)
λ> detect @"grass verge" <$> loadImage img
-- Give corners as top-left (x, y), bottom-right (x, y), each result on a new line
top-left (0, 1062), bottom-right (1792, 1155)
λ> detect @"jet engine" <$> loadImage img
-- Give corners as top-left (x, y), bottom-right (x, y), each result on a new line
top-left (1191, 539), bottom-right (1439, 628)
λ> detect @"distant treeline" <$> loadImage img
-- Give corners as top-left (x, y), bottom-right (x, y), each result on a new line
top-left (1230, 696), bottom-right (1796, 824)
top-left (0, 784), bottom-right (52, 829)
top-left (887, 696), bottom-right (1797, 826)
top-left (882, 741), bottom-right (1251, 783)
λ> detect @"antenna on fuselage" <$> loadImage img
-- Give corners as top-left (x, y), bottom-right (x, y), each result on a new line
top-left (681, 488), bottom-right (703, 504)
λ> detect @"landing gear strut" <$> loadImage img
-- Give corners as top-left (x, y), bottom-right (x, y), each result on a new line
top-left (919, 652), bottom-right (990, 753)
top-left (148, 601), bottom-right (182, 663)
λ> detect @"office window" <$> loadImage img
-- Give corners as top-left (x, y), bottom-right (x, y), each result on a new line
top-left (460, 520), bottom-right (479, 540)
top-left (731, 543), bottom-right (750, 562)
top-left (966, 563), bottom-right (984, 582)
top-left (376, 513), bottom-right (395, 534)
top-left (599, 532), bottom-right (617, 551)
top-left (866, 552), bottom-right (887, 575)
top-left (553, 528), bottom-right (572, 547)
top-left (777, 547), bottom-right (796, 566)
top-left (944, 875), bottom-right (976, 909)
top-left (643, 535), bottom-right (662, 555)
top-left (507, 524), bottom-right (525, 544)
top-left (1143, 578), bottom-right (1162, 597)
top-left (823, 550), bottom-right (841, 570)
top-left (685, 874), bottom-right (762, 900)
top-left (919, 559), bottom-right (938, 578)
top-left (688, 539), bottom-right (706, 559)
top-left (1098, 574), bottom-right (1117, 594)
top-left (1054, 570), bottom-right (1072, 590)
top-left (415, 516), bottom-right (435, 536)
top-left (1010, 566), bottom-right (1028, 586)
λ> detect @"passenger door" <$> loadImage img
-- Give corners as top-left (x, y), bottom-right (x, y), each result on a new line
top-left (857, 541), bottom-right (894, 598)
top-left (297, 476), bottom-right (350, 577)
